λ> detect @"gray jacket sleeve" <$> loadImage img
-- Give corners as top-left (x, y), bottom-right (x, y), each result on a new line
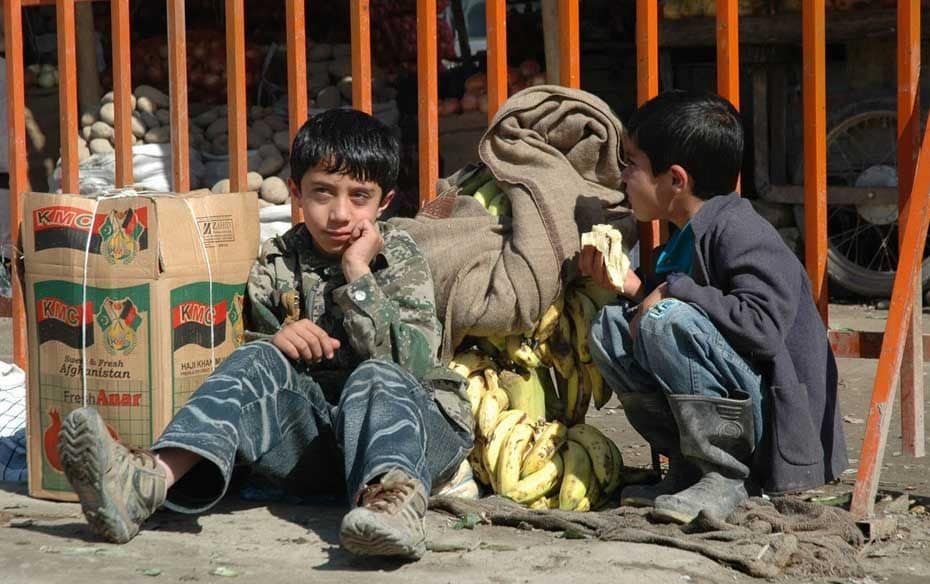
top-left (666, 219), bottom-right (801, 360)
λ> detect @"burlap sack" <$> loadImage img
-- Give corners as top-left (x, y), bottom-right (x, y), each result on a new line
top-left (391, 85), bottom-right (636, 359)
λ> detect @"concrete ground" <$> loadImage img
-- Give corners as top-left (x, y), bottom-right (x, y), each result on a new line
top-left (2, 306), bottom-right (930, 583)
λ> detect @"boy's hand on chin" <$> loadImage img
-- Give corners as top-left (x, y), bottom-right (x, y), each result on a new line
top-left (341, 219), bottom-right (383, 282)
top-left (272, 319), bottom-right (342, 363)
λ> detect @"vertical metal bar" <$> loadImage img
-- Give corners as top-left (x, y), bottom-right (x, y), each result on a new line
top-left (167, 0), bottom-right (190, 192)
top-left (717, 0), bottom-right (740, 193)
top-left (802, 0), bottom-right (828, 322)
top-left (716, 0), bottom-right (739, 109)
top-left (111, 0), bottom-right (133, 187)
top-left (286, 0), bottom-right (307, 224)
top-left (851, 107), bottom-right (930, 519)
top-left (636, 0), bottom-right (660, 273)
top-left (56, 0), bottom-right (80, 193)
top-left (4, 0), bottom-right (28, 371)
top-left (897, 0), bottom-right (924, 459)
top-left (558, 0), bottom-right (580, 88)
top-left (417, 0), bottom-right (439, 204)
top-left (486, 0), bottom-right (507, 119)
top-left (350, 0), bottom-right (372, 114)
top-left (225, 0), bottom-right (248, 192)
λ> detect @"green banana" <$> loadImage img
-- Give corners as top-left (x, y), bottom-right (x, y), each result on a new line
top-left (472, 178), bottom-right (500, 209)
top-left (498, 368), bottom-right (547, 423)
top-left (458, 166), bottom-right (493, 197)
top-left (487, 191), bottom-right (510, 217)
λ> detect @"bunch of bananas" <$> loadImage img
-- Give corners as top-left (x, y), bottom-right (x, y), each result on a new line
top-left (448, 280), bottom-right (624, 511)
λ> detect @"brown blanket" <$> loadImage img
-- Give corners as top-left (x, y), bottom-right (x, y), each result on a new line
top-left (391, 85), bottom-right (636, 359)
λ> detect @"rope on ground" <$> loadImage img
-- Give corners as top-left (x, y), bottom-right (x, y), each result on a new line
top-left (429, 495), bottom-right (867, 579)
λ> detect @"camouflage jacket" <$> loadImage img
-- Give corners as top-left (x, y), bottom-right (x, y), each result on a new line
top-left (246, 221), bottom-right (473, 437)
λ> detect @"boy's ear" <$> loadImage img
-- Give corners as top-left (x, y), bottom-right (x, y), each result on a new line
top-left (287, 177), bottom-right (301, 200)
top-left (377, 189), bottom-right (395, 216)
top-left (667, 164), bottom-right (690, 193)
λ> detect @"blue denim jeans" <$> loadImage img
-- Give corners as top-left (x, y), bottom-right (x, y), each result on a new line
top-left (152, 341), bottom-right (472, 513)
top-left (589, 299), bottom-right (765, 445)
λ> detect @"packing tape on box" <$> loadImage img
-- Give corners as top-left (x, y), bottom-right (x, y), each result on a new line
top-left (78, 188), bottom-right (217, 407)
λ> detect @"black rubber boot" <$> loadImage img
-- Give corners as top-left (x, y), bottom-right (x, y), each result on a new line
top-left (651, 392), bottom-right (755, 524)
top-left (617, 392), bottom-right (701, 507)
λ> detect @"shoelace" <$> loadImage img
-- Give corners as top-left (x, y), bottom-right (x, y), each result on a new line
top-left (361, 480), bottom-right (414, 513)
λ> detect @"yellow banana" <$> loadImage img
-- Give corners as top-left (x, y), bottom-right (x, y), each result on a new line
top-left (505, 452), bottom-right (564, 505)
top-left (534, 293), bottom-right (564, 343)
top-left (484, 367), bottom-right (502, 394)
top-left (562, 370), bottom-right (581, 425)
top-left (483, 409), bottom-right (528, 486)
top-left (587, 362), bottom-right (610, 410)
top-left (567, 424), bottom-right (617, 489)
top-left (559, 440), bottom-right (593, 511)
top-left (468, 446), bottom-right (492, 486)
top-left (506, 334), bottom-right (542, 370)
top-left (548, 314), bottom-right (576, 378)
top-left (449, 349), bottom-right (493, 378)
top-left (535, 340), bottom-right (553, 367)
top-left (465, 374), bottom-right (487, 418)
top-left (477, 387), bottom-right (510, 440)
top-left (499, 368), bottom-right (547, 423)
top-left (603, 435), bottom-right (624, 498)
top-left (496, 422), bottom-right (535, 495)
top-left (578, 470), bottom-right (601, 512)
top-left (572, 363), bottom-right (594, 423)
top-left (529, 495), bottom-right (559, 510)
top-left (521, 421), bottom-right (568, 477)
top-left (567, 291), bottom-right (597, 363)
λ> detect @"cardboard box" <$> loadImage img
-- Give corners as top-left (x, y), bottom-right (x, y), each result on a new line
top-left (23, 191), bottom-right (259, 501)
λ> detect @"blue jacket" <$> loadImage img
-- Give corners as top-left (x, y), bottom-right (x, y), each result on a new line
top-left (665, 193), bottom-right (847, 494)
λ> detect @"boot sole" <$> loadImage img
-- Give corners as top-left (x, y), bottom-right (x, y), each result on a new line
top-left (340, 521), bottom-right (426, 560)
top-left (59, 409), bottom-right (137, 544)
top-left (649, 507), bottom-right (696, 524)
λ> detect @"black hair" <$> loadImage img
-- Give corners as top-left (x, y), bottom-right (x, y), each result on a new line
top-left (289, 109), bottom-right (400, 197)
top-left (626, 90), bottom-right (743, 199)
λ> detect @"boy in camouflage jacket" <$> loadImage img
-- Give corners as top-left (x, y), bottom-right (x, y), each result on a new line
top-left (58, 110), bottom-right (474, 561)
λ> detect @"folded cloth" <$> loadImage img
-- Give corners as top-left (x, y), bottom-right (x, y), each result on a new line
top-left (392, 86), bottom-right (636, 359)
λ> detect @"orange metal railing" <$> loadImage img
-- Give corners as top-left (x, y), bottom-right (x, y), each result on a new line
top-left (3, 0), bottom-right (926, 518)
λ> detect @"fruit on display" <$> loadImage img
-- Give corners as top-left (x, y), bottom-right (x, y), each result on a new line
top-left (449, 171), bottom-right (629, 511)
top-left (371, 0), bottom-right (456, 75)
top-left (662, 0), bottom-right (765, 18)
top-left (114, 32), bottom-right (265, 104)
top-left (444, 59), bottom-right (547, 117)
